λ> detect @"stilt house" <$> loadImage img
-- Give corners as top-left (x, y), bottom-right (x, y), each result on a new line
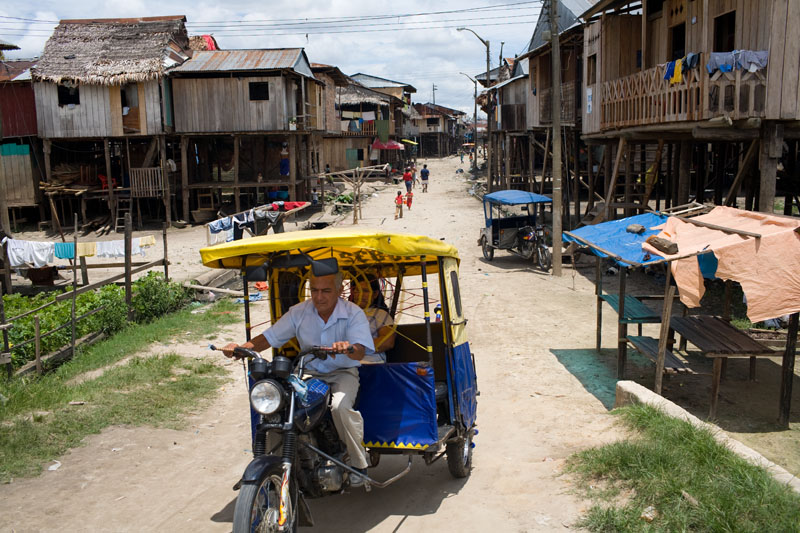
top-left (580, 0), bottom-right (800, 220)
top-left (169, 48), bottom-right (324, 218)
top-left (31, 16), bottom-right (191, 228)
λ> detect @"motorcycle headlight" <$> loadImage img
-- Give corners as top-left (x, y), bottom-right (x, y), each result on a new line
top-left (250, 380), bottom-right (284, 415)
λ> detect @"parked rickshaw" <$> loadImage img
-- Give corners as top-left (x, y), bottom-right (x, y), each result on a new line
top-left (200, 229), bottom-right (478, 532)
top-left (479, 190), bottom-right (553, 271)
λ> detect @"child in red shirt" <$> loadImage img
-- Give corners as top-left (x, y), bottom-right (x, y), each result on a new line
top-left (394, 191), bottom-right (404, 219)
top-left (405, 191), bottom-right (413, 210)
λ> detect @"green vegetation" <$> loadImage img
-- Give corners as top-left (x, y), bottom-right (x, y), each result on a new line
top-left (4, 272), bottom-right (191, 369)
top-left (567, 404), bottom-right (800, 532)
top-left (0, 299), bottom-right (239, 481)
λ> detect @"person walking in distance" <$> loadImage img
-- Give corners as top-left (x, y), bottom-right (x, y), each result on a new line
top-left (405, 190), bottom-right (413, 211)
top-left (394, 191), bottom-right (404, 219)
top-left (402, 167), bottom-right (413, 193)
top-left (420, 164), bottom-right (430, 193)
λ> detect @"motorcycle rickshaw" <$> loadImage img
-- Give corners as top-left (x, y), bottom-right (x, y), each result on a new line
top-left (479, 189), bottom-right (553, 271)
top-left (200, 229), bottom-right (478, 532)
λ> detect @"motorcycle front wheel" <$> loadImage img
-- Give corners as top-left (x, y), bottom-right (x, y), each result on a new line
top-left (233, 467), bottom-right (297, 533)
top-left (537, 246), bottom-right (552, 272)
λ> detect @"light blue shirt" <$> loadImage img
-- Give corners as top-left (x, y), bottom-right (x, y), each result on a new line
top-left (263, 298), bottom-right (375, 374)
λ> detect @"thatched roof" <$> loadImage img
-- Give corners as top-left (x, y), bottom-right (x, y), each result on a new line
top-left (189, 35), bottom-right (219, 51)
top-left (337, 82), bottom-right (391, 107)
top-left (32, 16), bottom-right (189, 85)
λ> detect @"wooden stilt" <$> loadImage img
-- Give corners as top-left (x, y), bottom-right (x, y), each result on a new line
top-left (617, 267), bottom-right (628, 379)
top-left (778, 312), bottom-right (799, 427)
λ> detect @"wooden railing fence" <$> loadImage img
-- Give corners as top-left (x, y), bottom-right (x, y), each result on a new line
top-left (0, 213), bottom-right (170, 377)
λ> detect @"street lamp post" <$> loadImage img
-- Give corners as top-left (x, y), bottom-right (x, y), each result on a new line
top-left (458, 27), bottom-right (491, 190)
top-left (460, 72), bottom-right (478, 172)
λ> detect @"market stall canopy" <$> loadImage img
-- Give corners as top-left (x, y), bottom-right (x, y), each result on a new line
top-left (483, 190), bottom-right (553, 205)
top-left (643, 206), bottom-right (800, 322)
top-left (371, 139), bottom-right (405, 150)
top-left (199, 228), bottom-right (458, 276)
top-left (564, 212), bottom-right (668, 267)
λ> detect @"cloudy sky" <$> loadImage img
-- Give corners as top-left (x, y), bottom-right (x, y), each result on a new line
top-left (1, 0), bottom-right (543, 118)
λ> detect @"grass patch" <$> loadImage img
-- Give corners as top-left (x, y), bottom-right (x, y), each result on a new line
top-left (0, 300), bottom-right (240, 481)
top-left (567, 404), bottom-right (800, 532)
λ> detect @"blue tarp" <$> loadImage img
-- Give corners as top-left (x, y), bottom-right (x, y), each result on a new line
top-left (563, 212), bottom-right (668, 267)
top-left (484, 190), bottom-right (553, 205)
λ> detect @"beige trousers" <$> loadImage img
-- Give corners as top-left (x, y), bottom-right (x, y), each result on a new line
top-left (306, 367), bottom-right (368, 469)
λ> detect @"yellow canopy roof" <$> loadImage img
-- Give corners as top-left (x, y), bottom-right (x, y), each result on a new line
top-left (199, 228), bottom-right (459, 275)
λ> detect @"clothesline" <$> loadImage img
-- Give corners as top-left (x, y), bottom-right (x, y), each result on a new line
top-left (2, 235), bottom-right (157, 268)
top-left (206, 202), bottom-right (309, 245)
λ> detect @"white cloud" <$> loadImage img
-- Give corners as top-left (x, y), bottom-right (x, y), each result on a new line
top-left (2, 0), bottom-right (540, 113)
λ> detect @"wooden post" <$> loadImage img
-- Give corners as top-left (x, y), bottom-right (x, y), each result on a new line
top-left (587, 145), bottom-right (595, 212)
top-left (617, 267), bottom-right (627, 379)
top-left (34, 315), bottom-right (42, 375)
top-left (79, 257), bottom-right (89, 285)
top-left (603, 138), bottom-right (626, 221)
top-left (43, 139), bottom-right (53, 184)
top-left (159, 135), bottom-right (171, 226)
top-left (596, 255), bottom-right (603, 351)
top-left (180, 136), bottom-right (189, 222)
top-left (624, 143), bottom-right (633, 216)
top-left (71, 214), bottom-right (78, 360)
top-left (573, 131), bottom-right (581, 226)
top-left (778, 312), bottom-right (799, 427)
top-left (0, 288), bottom-right (9, 377)
top-left (550, 0), bottom-right (563, 277)
top-left (124, 213), bottom-right (133, 322)
top-left (654, 268), bottom-right (675, 395)
top-left (162, 223), bottom-right (169, 281)
top-left (289, 135), bottom-right (298, 201)
top-left (539, 130), bottom-right (551, 195)
top-left (504, 133), bottom-right (511, 190)
top-left (758, 122), bottom-right (782, 213)
top-left (696, 143), bottom-right (708, 204)
top-left (2, 240), bottom-right (12, 295)
top-left (104, 139), bottom-right (115, 211)
top-left (678, 141), bottom-right (691, 206)
top-left (233, 135), bottom-right (240, 212)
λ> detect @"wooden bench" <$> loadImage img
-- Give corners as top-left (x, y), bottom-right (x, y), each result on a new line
top-left (600, 294), bottom-right (661, 324)
top-left (626, 335), bottom-right (695, 374)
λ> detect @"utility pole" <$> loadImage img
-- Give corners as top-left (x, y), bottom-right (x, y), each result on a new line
top-left (550, 0), bottom-right (563, 276)
top-left (432, 83), bottom-right (437, 105)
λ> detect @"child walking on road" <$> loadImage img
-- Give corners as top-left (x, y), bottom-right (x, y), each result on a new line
top-left (394, 191), bottom-right (404, 219)
top-left (405, 191), bottom-right (413, 210)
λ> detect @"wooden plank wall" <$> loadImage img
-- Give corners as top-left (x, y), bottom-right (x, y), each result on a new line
top-left (322, 136), bottom-right (372, 172)
top-left (172, 76), bottom-right (286, 133)
top-left (143, 81), bottom-right (162, 134)
top-left (0, 151), bottom-right (36, 206)
top-left (602, 15), bottom-right (642, 81)
top-left (583, 21), bottom-right (602, 134)
top-left (526, 59), bottom-right (539, 128)
top-left (34, 82), bottom-right (112, 138)
top-left (108, 86), bottom-right (123, 136)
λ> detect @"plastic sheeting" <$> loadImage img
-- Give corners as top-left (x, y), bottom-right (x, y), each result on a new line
top-left (359, 362), bottom-right (438, 448)
top-left (484, 190), bottom-right (553, 205)
top-left (452, 343), bottom-right (477, 428)
top-left (563, 212), bottom-right (668, 267)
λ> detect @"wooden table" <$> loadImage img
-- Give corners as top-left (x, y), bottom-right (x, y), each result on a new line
top-left (669, 315), bottom-right (776, 418)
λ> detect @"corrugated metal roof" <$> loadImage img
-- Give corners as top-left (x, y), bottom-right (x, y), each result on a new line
top-left (488, 74), bottom-right (528, 91)
top-left (0, 60), bottom-right (36, 82)
top-left (173, 49), bottom-right (303, 72)
top-left (525, 0), bottom-right (592, 53)
top-left (350, 73), bottom-right (416, 93)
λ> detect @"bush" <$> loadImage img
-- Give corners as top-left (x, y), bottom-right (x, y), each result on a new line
top-left (131, 272), bottom-right (191, 323)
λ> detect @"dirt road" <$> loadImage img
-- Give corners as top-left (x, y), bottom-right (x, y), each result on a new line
top-left (1, 156), bottom-right (623, 532)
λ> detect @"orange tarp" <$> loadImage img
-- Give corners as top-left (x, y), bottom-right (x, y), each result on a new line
top-left (643, 207), bottom-right (800, 322)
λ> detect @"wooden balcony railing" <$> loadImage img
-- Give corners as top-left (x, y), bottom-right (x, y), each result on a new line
top-left (540, 80), bottom-right (578, 124)
top-left (130, 167), bottom-right (163, 198)
top-left (598, 53), bottom-right (767, 130)
top-left (340, 120), bottom-right (376, 137)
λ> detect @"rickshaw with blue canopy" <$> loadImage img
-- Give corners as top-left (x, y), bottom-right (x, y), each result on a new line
top-left (479, 189), bottom-right (553, 271)
top-left (200, 229), bottom-right (478, 532)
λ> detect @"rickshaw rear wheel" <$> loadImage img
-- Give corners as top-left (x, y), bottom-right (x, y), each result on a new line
top-left (481, 237), bottom-right (494, 261)
top-left (446, 430), bottom-right (473, 478)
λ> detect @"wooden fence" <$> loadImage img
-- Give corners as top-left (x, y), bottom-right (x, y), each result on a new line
top-left (130, 167), bottom-right (164, 198)
top-left (0, 213), bottom-right (169, 377)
